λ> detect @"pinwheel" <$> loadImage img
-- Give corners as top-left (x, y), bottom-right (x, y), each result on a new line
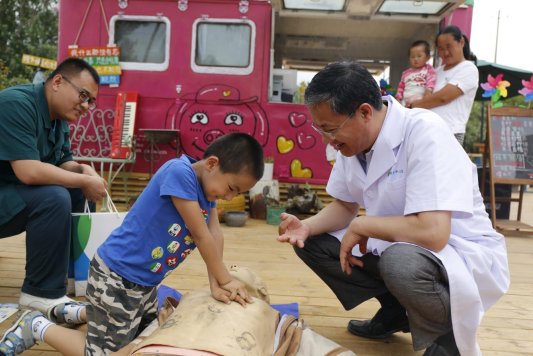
top-left (518, 75), bottom-right (533, 103)
top-left (379, 79), bottom-right (396, 96)
top-left (480, 74), bottom-right (510, 108)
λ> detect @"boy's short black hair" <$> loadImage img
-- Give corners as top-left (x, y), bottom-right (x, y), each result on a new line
top-left (47, 57), bottom-right (100, 85)
top-left (204, 133), bottom-right (264, 180)
top-left (410, 40), bottom-right (431, 57)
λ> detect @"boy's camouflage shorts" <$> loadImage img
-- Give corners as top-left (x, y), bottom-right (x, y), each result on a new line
top-left (84, 253), bottom-right (158, 355)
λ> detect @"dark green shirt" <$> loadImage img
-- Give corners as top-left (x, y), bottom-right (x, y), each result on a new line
top-left (0, 83), bottom-right (73, 224)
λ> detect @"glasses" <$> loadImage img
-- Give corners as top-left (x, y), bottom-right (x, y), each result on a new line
top-left (62, 76), bottom-right (97, 110)
top-left (311, 116), bottom-right (351, 140)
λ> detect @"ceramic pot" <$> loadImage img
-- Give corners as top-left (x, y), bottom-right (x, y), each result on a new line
top-left (224, 211), bottom-right (248, 227)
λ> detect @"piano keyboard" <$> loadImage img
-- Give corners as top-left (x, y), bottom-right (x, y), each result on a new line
top-left (121, 101), bottom-right (136, 146)
top-left (111, 92), bottom-right (138, 159)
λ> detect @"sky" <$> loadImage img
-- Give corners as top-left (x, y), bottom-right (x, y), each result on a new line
top-left (470, 0), bottom-right (533, 72)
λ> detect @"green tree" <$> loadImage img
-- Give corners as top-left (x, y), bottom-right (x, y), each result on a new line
top-left (0, 0), bottom-right (58, 88)
top-left (465, 101), bottom-right (483, 152)
top-left (0, 60), bottom-right (27, 90)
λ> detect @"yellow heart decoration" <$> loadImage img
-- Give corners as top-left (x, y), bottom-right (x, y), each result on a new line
top-left (277, 136), bottom-right (294, 154)
top-left (223, 90), bottom-right (231, 97)
top-left (290, 159), bottom-right (312, 178)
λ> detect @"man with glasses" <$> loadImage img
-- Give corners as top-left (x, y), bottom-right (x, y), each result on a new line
top-left (277, 62), bottom-right (509, 355)
top-left (0, 57), bottom-right (107, 316)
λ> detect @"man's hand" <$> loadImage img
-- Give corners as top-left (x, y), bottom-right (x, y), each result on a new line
top-left (276, 213), bottom-right (311, 248)
top-left (82, 175), bottom-right (107, 202)
top-left (80, 163), bottom-right (101, 178)
top-left (339, 219), bottom-right (369, 275)
top-left (220, 278), bottom-right (252, 307)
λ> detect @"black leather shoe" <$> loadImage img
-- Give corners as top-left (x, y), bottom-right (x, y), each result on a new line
top-left (347, 306), bottom-right (410, 339)
top-left (423, 331), bottom-right (460, 356)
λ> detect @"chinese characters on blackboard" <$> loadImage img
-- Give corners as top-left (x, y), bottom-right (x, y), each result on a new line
top-left (491, 116), bottom-right (533, 180)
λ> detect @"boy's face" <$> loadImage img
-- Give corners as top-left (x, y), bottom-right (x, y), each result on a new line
top-left (409, 45), bottom-right (430, 69)
top-left (202, 157), bottom-right (258, 202)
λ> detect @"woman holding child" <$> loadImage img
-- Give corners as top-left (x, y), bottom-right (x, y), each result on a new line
top-left (411, 25), bottom-right (479, 146)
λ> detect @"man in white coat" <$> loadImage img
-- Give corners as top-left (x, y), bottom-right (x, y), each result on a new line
top-left (277, 61), bottom-right (509, 356)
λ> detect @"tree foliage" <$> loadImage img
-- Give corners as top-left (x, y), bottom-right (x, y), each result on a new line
top-left (0, 0), bottom-right (58, 89)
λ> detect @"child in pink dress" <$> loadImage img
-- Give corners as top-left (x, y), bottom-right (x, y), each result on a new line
top-left (396, 40), bottom-right (436, 107)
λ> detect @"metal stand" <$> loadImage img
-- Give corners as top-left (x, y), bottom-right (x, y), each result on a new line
top-left (140, 129), bottom-right (180, 177)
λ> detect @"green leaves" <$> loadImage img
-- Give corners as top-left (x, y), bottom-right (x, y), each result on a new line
top-left (0, 0), bottom-right (58, 88)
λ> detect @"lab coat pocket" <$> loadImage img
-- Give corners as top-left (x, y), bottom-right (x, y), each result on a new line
top-left (387, 177), bottom-right (406, 190)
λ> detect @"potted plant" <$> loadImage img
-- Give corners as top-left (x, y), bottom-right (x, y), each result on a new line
top-left (266, 202), bottom-right (286, 226)
top-left (286, 183), bottom-right (322, 215)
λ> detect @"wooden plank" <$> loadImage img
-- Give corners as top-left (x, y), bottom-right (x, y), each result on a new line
top-left (1, 190), bottom-right (532, 356)
top-left (495, 220), bottom-right (533, 237)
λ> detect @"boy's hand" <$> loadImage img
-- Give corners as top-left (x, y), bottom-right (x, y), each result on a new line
top-left (210, 284), bottom-right (232, 304)
top-left (220, 278), bottom-right (253, 307)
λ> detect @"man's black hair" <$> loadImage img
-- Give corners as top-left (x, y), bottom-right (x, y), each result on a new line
top-left (47, 57), bottom-right (100, 84)
top-left (304, 61), bottom-right (383, 116)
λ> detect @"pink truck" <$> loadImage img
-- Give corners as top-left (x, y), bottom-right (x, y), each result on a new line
top-left (59, 0), bottom-right (470, 185)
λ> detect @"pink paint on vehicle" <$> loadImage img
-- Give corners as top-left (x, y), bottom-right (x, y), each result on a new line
top-left (59, 0), bottom-right (332, 184)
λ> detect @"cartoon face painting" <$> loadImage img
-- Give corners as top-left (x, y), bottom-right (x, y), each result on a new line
top-left (184, 235), bottom-right (194, 245)
top-left (166, 256), bottom-right (178, 268)
top-left (168, 223), bottom-right (182, 237)
top-left (172, 85), bottom-right (269, 159)
top-left (151, 247), bottom-right (164, 260)
top-left (181, 248), bottom-right (192, 259)
top-left (150, 262), bottom-right (163, 273)
top-left (167, 241), bottom-right (180, 253)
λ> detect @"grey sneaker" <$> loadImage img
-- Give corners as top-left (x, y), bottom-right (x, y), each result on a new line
top-left (0, 310), bottom-right (43, 355)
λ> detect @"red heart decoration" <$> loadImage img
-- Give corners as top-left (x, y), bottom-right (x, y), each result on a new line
top-left (289, 112), bottom-right (308, 128)
top-left (297, 131), bottom-right (316, 150)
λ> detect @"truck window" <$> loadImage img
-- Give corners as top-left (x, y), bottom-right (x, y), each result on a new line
top-left (109, 15), bottom-right (170, 71)
top-left (191, 18), bottom-right (255, 75)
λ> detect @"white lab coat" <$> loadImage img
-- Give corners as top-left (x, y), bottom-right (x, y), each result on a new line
top-left (327, 96), bottom-right (510, 356)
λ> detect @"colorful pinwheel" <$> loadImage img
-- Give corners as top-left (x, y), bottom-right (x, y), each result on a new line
top-left (480, 74), bottom-right (511, 108)
top-left (379, 79), bottom-right (396, 96)
top-left (518, 75), bottom-right (533, 103)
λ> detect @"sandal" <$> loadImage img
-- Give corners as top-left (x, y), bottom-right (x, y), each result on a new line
top-left (47, 301), bottom-right (87, 325)
top-left (0, 310), bottom-right (42, 355)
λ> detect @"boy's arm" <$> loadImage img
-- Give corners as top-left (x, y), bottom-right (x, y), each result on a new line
top-left (206, 207), bottom-right (228, 294)
top-left (171, 197), bottom-right (251, 305)
top-left (172, 197), bottom-right (232, 285)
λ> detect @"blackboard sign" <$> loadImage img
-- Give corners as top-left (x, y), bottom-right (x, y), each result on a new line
top-left (488, 107), bottom-right (533, 184)
top-left (486, 107), bottom-right (533, 229)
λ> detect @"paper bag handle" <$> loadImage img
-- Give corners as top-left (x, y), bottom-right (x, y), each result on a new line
top-left (84, 189), bottom-right (120, 215)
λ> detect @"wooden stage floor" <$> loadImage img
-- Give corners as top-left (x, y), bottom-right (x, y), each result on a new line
top-left (1, 193), bottom-right (532, 355)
